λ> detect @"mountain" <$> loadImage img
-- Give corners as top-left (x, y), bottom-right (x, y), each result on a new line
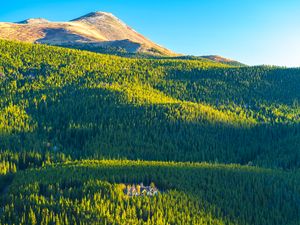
top-left (0, 11), bottom-right (177, 56)
top-left (0, 12), bottom-right (248, 62)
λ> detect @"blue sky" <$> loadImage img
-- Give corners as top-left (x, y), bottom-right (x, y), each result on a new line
top-left (1, 0), bottom-right (300, 67)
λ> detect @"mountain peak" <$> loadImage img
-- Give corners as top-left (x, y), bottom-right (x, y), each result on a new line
top-left (91, 11), bottom-right (115, 17)
top-left (71, 11), bottom-right (117, 22)
top-left (18, 18), bottom-right (49, 24)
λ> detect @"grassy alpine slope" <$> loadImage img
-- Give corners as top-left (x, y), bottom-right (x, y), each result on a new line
top-left (0, 39), bottom-right (300, 224)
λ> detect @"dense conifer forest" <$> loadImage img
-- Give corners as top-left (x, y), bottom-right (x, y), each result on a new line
top-left (0, 40), bottom-right (299, 224)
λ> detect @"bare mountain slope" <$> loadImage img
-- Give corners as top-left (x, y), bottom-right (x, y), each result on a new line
top-left (0, 12), bottom-right (177, 56)
top-left (201, 55), bottom-right (246, 66)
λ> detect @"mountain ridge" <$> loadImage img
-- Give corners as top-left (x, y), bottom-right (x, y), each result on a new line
top-left (17, 18), bottom-right (50, 24)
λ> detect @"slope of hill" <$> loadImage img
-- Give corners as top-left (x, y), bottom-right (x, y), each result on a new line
top-left (0, 40), bottom-right (299, 167)
top-left (0, 12), bottom-right (177, 56)
top-left (0, 40), bottom-right (300, 224)
top-left (2, 159), bottom-right (300, 225)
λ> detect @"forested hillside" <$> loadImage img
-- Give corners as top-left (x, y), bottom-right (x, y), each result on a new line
top-left (0, 40), bottom-right (299, 224)
top-left (0, 40), bottom-right (299, 167)
top-left (2, 160), bottom-right (300, 225)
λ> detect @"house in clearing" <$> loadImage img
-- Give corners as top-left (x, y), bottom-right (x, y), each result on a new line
top-left (125, 183), bottom-right (159, 197)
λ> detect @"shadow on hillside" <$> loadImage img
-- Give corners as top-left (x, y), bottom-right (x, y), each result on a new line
top-left (1, 85), bottom-right (300, 169)
top-left (36, 28), bottom-right (91, 45)
top-left (37, 28), bottom-right (142, 53)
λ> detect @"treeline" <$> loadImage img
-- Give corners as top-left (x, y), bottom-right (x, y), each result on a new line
top-left (0, 150), bottom-right (70, 194)
top-left (0, 150), bottom-right (70, 171)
